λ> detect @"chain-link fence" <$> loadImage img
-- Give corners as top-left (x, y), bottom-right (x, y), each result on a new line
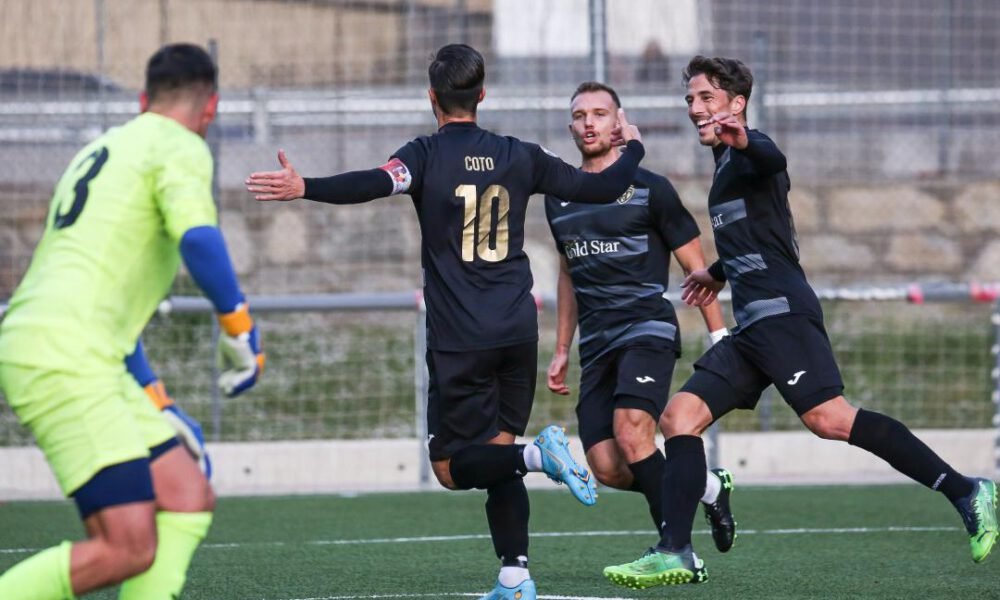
top-left (1, 2), bottom-right (998, 457)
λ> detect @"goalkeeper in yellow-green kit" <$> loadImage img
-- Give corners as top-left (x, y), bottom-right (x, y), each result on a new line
top-left (0, 43), bottom-right (264, 599)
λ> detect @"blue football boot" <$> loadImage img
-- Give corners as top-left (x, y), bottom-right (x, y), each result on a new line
top-left (478, 577), bottom-right (536, 600)
top-left (534, 425), bottom-right (597, 506)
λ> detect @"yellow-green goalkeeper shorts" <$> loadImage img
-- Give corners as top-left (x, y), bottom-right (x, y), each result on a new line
top-left (0, 362), bottom-right (176, 496)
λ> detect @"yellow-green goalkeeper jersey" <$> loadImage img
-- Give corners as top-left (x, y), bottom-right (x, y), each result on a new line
top-left (0, 112), bottom-right (217, 373)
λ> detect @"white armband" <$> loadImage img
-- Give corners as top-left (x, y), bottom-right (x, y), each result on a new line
top-left (380, 158), bottom-right (413, 195)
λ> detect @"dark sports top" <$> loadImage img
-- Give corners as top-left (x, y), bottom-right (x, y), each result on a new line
top-left (390, 122), bottom-right (645, 351)
top-left (705, 129), bottom-right (822, 332)
top-left (545, 167), bottom-right (699, 366)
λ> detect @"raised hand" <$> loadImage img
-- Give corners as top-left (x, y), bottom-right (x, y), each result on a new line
top-left (681, 268), bottom-right (726, 307)
top-left (706, 111), bottom-right (748, 150)
top-left (610, 108), bottom-right (642, 146)
top-left (245, 149), bottom-right (305, 201)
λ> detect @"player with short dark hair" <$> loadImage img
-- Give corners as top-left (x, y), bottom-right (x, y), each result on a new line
top-left (545, 81), bottom-right (736, 553)
top-left (0, 43), bottom-right (264, 599)
top-left (246, 43), bottom-right (646, 600)
top-left (603, 54), bottom-right (999, 590)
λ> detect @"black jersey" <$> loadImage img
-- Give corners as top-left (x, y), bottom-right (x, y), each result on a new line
top-left (706, 129), bottom-right (822, 332)
top-left (392, 122), bottom-right (644, 352)
top-left (545, 167), bottom-right (699, 366)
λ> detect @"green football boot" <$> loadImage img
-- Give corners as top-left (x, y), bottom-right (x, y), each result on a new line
top-left (703, 468), bottom-right (737, 552)
top-left (954, 478), bottom-right (998, 563)
top-left (602, 546), bottom-right (707, 590)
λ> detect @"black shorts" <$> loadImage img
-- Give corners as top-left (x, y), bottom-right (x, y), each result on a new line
top-left (426, 341), bottom-right (537, 461)
top-left (680, 314), bottom-right (844, 420)
top-left (577, 342), bottom-right (677, 452)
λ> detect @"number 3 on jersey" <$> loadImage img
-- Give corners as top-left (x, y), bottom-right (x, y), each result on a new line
top-left (52, 146), bottom-right (110, 230)
top-left (456, 184), bottom-right (510, 262)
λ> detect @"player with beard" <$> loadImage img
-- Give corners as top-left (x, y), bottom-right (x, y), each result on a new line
top-left (603, 55), bottom-right (998, 590)
top-left (545, 81), bottom-right (736, 555)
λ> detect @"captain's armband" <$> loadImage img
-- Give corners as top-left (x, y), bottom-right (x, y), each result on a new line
top-left (379, 158), bottom-right (413, 195)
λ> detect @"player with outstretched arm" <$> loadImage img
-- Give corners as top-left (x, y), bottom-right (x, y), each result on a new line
top-left (247, 43), bottom-right (645, 600)
top-left (544, 81), bottom-right (737, 556)
top-left (602, 55), bottom-right (999, 590)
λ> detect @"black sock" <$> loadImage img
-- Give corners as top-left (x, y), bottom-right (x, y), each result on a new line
top-left (658, 435), bottom-right (706, 552)
top-left (848, 409), bottom-right (974, 502)
top-left (486, 477), bottom-right (530, 565)
top-left (628, 450), bottom-right (666, 533)
top-left (449, 444), bottom-right (527, 490)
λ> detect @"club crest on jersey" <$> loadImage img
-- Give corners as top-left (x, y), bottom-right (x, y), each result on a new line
top-left (616, 185), bottom-right (636, 204)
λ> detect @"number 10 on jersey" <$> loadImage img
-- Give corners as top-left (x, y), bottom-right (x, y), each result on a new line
top-left (456, 184), bottom-right (510, 262)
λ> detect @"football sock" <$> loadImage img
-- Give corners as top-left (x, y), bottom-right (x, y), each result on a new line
top-left (450, 444), bottom-right (526, 489)
top-left (486, 478), bottom-right (530, 567)
top-left (658, 435), bottom-right (707, 552)
top-left (521, 443), bottom-right (542, 471)
top-left (498, 562), bottom-right (530, 587)
top-left (0, 540), bottom-right (74, 600)
top-left (848, 408), bottom-right (974, 502)
top-left (118, 511), bottom-right (212, 600)
top-left (701, 469), bottom-right (722, 504)
top-left (627, 450), bottom-right (665, 532)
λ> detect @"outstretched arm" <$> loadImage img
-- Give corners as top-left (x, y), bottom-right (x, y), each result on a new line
top-left (245, 150), bottom-right (397, 205)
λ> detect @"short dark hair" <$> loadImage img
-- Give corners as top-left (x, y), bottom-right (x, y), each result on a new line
top-left (145, 43), bottom-right (217, 104)
top-left (682, 55), bottom-right (753, 103)
top-left (570, 81), bottom-right (621, 108)
top-left (428, 44), bottom-right (485, 115)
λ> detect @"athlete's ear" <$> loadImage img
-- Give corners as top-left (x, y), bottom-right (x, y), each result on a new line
top-left (478, 86), bottom-right (486, 104)
top-left (202, 92), bottom-right (219, 127)
top-left (729, 94), bottom-right (747, 121)
top-left (139, 91), bottom-right (149, 113)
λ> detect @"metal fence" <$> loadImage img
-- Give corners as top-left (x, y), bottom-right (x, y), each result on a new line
top-left (1, 1), bottom-right (999, 479)
top-left (3, 286), bottom-right (995, 446)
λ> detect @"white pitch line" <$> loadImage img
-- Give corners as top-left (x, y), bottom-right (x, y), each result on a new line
top-left (276, 595), bottom-right (636, 600)
top-left (0, 525), bottom-right (959, 556)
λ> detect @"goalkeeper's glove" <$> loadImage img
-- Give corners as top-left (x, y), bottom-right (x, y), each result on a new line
top-left (144, 380), bottom-right (212, 479)
top-left (217, 302), bottom-right (265, 397)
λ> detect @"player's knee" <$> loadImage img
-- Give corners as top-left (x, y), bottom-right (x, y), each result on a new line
top-left (613, 428), bottom-right (654, 463)
top-left (431, 460), bottom-right (460, 490)
top-left (801, 397), bottom-right (855, 441)
top-left (659, 394), bottom-right (709, 437)
top-left (592, 464), bottom-right (631, 489)
top-left (128, 539), bottom-right (158, 576)
top-left (202, 484), bottom-right (217, 512)
top-left (587, 452), bottom-right (632, 490)
top-left (96, 534), bottom-right (158, 581)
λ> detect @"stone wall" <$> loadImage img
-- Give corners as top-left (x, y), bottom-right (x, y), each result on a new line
top-left (2, 181), bottom-right (997, 302)
top-left (673, 180), bottom-right (1000, 288)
